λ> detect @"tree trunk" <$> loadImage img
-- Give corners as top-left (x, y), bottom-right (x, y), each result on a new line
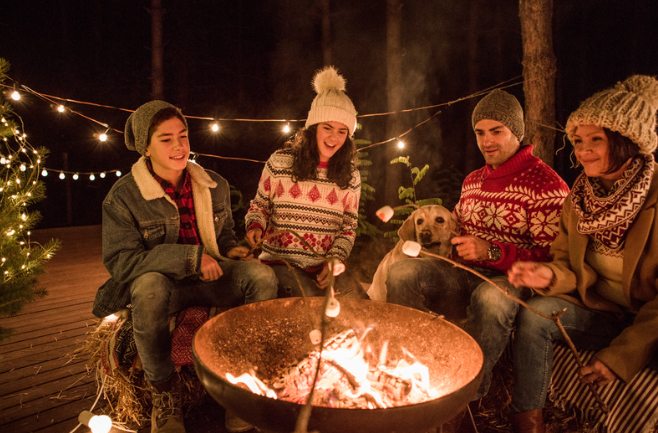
top-left (385, 0), bottom-right (403, 205)
top-left (519, 0), bottom-right (556, 166)
top-left (321, 0), bottom-right (332, 66)
top-left (150, 0), bottom-right (165, 100)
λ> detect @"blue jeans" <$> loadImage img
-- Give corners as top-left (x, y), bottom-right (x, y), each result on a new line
top-left (130, 260), bottom-right (277, 383)
top-left (271, 264), bottom-right (368, 299)
top-left (385, 257), bottom-right (499, 322)
top-left (510, 296), bottom-right (632, 413)
top-left (464, 278), bottom-right (532, 399)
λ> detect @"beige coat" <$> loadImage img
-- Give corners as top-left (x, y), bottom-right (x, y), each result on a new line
top-left (543, 163), bottom-right (658, 382)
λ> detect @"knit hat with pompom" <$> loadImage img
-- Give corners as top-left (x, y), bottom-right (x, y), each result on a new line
top-left (566, 75), bottom-right (658, 154)
top-left (305, 66), bottom-right (357, 136)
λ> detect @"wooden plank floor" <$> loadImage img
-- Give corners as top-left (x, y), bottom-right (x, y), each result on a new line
top-left (0, 225), bottom-right (234, 433)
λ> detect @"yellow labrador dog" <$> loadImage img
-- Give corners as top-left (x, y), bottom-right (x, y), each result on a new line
top-left (367, 205), bottom-right (458, 301)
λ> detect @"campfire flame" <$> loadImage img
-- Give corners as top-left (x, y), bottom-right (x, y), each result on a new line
top-left (226, 329), bottom-right (442, 409)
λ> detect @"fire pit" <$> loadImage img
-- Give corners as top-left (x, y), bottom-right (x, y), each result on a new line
top-left (193, 297), bottom-right (483, 433)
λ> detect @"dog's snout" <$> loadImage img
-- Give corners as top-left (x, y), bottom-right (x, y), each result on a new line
top-left (419, 230), bottom-right (433, 242)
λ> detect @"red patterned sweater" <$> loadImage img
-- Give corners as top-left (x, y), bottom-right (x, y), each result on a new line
top-left (453, 145), bottom-right (569, 271)
top-left (246, 149), bottom-right (361, 270)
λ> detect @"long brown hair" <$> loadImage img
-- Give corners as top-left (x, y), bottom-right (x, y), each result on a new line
top-left (285, 124), bottom-right (357, 189)
top-left (602, 128), bottom-right (640, 174)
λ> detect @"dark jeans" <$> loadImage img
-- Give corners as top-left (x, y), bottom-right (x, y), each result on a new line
top-left (130, 260), bottom-right (278, 383)
top-left (270, 264), bottom-right (369, 299)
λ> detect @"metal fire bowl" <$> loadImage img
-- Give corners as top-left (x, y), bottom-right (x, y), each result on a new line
top-left (193, 297), bottom-right (483, 433)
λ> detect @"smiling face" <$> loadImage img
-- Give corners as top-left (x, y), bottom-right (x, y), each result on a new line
top-left (145, 117), bottom-right (190, 186)
top-left (474, 119), bottom-right (521, 169)
top-left (573, 124), bottom-right (629, 190)
top-left (315, 121), bottom-right (349, 162)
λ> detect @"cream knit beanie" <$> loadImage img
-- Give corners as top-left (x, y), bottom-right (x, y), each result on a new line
top-left (566, 75), bottom-right (658, 154)
top-left (305, 66), bottom-right (357, 136)
top-left (471, 89), bottom-right (525, 141)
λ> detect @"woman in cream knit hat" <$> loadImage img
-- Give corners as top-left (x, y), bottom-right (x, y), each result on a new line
top-left (503, 75), bottom-right (658, 433)
top-left (245, 66), bottom-right (367, 299)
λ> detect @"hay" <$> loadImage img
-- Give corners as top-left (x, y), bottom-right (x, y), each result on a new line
top-left (71, 315), bottom-right (208, 431)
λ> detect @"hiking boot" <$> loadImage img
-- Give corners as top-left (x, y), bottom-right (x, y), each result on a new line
top-left (148, 375), bottom-right (186, 433)
top-left (225, 410), bottom-right (254, 432)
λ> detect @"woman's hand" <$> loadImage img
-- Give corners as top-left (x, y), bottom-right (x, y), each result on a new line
top-left (245, 228), bottom-right (263, 248)
top-left (226, 246), bottom-right (256, 261)
top-left (451, 236), bottom-right (491, 261)
top-left (579, 358), bottom-right (617, 387)
top-left (200, 253), bottom-right (223, 281)
top-left (315, 264), bottom-right (331, 290)
top-left (507, 261), bottom-right (554, 293)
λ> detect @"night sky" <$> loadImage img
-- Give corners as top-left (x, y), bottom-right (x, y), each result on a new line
top-left (2, 0), bottom-right (657, 229)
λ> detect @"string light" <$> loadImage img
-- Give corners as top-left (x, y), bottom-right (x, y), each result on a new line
top-left (72, 173), bottom-right (79, 180)
top-left (282, 123), bottom-right (291, 134)
top-left (57, 105), bottom-right (65, 113)
top-left (59, 173), bottom-right (65, 180)
top-left (10, 90), bottom-right (20, 101)
top-left (397, 140), bottom-right (405, 149)
top-left (78, 410), bottom-right (112, 433)
top-left (89, 173), bottom-right (95, 181)
top-left (211, 121), bottom-right (220, 132)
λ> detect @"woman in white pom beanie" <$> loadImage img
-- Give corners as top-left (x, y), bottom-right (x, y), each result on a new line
top-left (504, 75), bottom-right (658, 432)
top-left (245, 66), bottom-right (367, 299)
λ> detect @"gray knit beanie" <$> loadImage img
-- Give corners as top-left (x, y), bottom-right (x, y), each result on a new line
top-left (125, 100), bottom-right (187, 155)
top-left (471, 89), bottom-right (525, 141)
top-left (305, 66), bottom-right (357, 136)
top-left (566, 75), bottom-right (658, 154)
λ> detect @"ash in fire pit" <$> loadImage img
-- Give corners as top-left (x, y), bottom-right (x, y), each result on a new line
top-left (193, 297), bottom-right (483, 433)
top-left (229, 328), bottom-right (441, 409)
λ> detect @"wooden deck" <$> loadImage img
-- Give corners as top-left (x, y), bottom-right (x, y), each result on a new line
top-left (0, 225), bottom-right (232, 433)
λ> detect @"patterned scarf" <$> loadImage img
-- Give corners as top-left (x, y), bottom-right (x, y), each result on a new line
top-left (571, 153), bottom-right (654, 250)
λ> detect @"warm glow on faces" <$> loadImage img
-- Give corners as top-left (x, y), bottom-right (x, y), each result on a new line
top-left (474, 119), bottom-right (520, 169)
top-left (315, 121), bottom-right (348, 162)
top-left (573, 124), bottom-right (628, 190)
top-left (145, 117), bottom-right (190, 185)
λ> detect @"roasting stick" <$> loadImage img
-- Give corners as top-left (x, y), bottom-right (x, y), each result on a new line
top-left (416, 246), bottom-right (609, 414)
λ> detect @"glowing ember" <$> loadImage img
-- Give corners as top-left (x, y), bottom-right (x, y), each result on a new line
top-left (226, 329), bottom-right (440, 409)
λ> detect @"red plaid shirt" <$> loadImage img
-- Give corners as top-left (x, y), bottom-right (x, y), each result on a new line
top-left (147, 160), bottom-right (201, 246)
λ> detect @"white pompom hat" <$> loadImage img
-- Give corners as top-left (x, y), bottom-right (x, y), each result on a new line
top-left (305, 66), bottom-right (357, 136)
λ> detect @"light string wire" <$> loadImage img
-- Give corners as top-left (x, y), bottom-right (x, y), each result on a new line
top-left (2, 75), bottom-right (563, 178)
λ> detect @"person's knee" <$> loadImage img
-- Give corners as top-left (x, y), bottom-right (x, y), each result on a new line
top-left (131, 272), bottom-right (171, 300)
top-left (471, 283), bottom-right (517, 316)
top-left (247, 263), bottom-right (278, 298)
top-left (386, 259), bottom-right (422, 289)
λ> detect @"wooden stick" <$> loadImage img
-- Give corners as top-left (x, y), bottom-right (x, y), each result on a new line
top-left (418, 249), bottom-right (609, 413)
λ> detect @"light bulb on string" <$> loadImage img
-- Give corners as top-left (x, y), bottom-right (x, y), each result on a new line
top-left (59, 173), bottom-right (65, 180)
top-left (282, 123), bottom-right (291, 134)
top-left (56, 105), bottom-right (65, 113)
top-left (116, 171), bottom-right (122, 177)
top-left (397, 140), bottom-right (405, 149)
top-left (78, 410), bottom-right (113, 433)
top-left (100, 172), bottom-right (106, 178)
top-left (10, 89), bottom-right (20, 101)
top-left (211, 121), bottom-right (220, 132)
top-left (89, 173), bottom-right (95, 181)
top-left (41, 169), bottom-right (48, 176)
top-left (72, 173), bottom-right (79, 180)
top-left (98, 131), bottom-right (108, 142)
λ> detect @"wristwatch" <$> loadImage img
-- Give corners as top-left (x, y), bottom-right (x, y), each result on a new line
top-left (487, 244), bottom-right (502, 262)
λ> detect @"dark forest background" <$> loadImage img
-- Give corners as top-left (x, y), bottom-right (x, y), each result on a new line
top-left (1, 0), bottom-right (657, 229)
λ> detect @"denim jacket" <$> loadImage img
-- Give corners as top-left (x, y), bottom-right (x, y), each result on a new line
top-left (92, 156), bottom-right (239, 318)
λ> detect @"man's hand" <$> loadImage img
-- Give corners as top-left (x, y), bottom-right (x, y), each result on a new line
top-left (245, 228), bottom-right (263, 248)
top-left (451, 236), bottom-right (491, 261)
top-left (200, 253), bottom-right (223, 281)
top-left (579, 358), bottom-right (617, 387)
top-left (507, 261), bottom-right (553, 293)
top-left (226, 246), bottom-right (256, 261)
top-left (315, 264), bottom-right (331, 290)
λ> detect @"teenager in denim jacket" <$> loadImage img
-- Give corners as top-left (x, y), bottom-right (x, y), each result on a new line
top-left (92, 101), bottom-right (277, 433)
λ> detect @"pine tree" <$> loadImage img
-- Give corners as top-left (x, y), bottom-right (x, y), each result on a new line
top-left (0, 59), bottom-right (59, 341)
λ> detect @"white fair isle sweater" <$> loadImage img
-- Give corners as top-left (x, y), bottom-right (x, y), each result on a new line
top-left (246, 149), bottom-right (361, 270)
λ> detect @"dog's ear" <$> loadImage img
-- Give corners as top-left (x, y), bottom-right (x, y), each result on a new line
top-left (398, 210), bottom-right (418, 241)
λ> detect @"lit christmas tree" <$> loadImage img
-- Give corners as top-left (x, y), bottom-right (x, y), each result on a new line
top-left (0, 58), bottom-right (59, 341)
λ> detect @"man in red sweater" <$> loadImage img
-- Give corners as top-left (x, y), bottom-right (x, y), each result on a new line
top-left (386, 89), bottom-right (569, 400)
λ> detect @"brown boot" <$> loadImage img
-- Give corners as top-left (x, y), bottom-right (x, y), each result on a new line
top-left (510, 409), bottom-right (545, 433)
top-left (148, 375), bottom-right (186, 433)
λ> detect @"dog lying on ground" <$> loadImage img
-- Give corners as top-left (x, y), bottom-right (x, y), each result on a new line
top-left (367, 205), bottom-right (458, 301)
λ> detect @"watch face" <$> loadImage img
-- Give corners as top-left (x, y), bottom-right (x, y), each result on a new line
top-left (488, 246), bottom-right (501, 261)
